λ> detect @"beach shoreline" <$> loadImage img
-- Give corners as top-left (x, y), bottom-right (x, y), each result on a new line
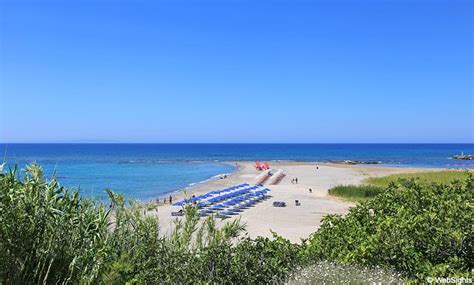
top-left (151, 161), bottom-right (459, 243)
top-left (159, 161), bottom-right (451, 202)
top-left (157, 160), bottom-right (451, 200)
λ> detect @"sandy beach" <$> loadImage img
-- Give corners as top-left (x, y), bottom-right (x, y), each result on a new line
top-left (151, 162), bottom-right (446, 243)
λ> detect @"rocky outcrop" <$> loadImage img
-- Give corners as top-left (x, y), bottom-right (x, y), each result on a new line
top-left (452, 154), bottom-right (474, 160)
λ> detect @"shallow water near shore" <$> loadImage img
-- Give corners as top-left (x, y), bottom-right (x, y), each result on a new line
top-left (1, 143), bottom-right (473, 200)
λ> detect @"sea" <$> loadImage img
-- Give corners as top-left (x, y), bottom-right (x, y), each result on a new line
top-left (1, 143), bottom-right (473, 201)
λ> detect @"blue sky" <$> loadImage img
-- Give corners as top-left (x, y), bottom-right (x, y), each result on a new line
top-left (1, 0), bottom-right (472, 143)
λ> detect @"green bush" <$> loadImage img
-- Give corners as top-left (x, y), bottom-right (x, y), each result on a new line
top-left (305, 177), bottom-right (474, 280)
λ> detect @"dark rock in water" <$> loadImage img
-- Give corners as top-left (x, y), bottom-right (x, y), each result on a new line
top-left (452, 154), bottom-right (474, 160)
top-left (328, 160), bottom-right (382, 165)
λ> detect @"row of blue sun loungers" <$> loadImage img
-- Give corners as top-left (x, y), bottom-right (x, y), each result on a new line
top-left (172, 183), bottom-right (250, 206)
top-left (172, 183), bottom-right (270, 217)
top-left (201, 189), bottom-right (269, 216)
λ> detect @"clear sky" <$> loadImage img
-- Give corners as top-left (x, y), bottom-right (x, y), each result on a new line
top-left (1, 0), bottom-right (472, 143)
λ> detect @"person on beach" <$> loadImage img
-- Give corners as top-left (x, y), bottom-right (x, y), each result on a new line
top-left (309, 188), bottom-right (312, 193)
top-left (295, 178), bottom-right (298, 184)
top-left (169, 195), bottom-right (172, 204)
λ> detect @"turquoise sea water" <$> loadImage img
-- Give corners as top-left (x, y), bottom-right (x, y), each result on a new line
top-left (1, 143), bottom-right (473, 201)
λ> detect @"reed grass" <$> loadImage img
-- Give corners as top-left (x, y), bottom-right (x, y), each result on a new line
top-left (363, 170), bottom-right (471, 187)
top-left (328, 185), bottom-right (384, 202)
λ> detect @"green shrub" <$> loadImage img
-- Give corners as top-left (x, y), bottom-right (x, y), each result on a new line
top-left (305, 177), bottom-right (474, 280)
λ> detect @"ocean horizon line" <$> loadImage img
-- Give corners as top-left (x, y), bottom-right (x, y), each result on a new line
top-left (1, 142), bottom-right (473, 145)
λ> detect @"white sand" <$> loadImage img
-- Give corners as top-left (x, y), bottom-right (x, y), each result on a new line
top-left (151, 162), bottom-right (446, 243)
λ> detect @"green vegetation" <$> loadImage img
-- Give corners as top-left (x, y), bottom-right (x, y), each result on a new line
top-left (328, 170), bottom-right (471, 202)
top-left (307, 176), bottom-right (474, 280)
top-left (364, 170), bottom-right (471, 188)
top-left (328, 185), bottom-right (383, 202)
top-left (1, 164), bottom-right (473, 283)
top-left (0, 164), bottom-right (299, 284)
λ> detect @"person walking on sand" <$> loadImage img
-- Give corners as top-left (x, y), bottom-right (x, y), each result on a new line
top-left (169, 195), bottom-right (173, 204)
top-left (309, 188), bottom-right (312, 193)
top-left (295, 178), bottom-right (298, 184)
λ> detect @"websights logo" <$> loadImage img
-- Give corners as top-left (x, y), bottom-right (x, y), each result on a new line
top-left (426, 277), bottom-right (472, 284)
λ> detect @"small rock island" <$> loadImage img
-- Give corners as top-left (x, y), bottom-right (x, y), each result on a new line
top-left (452, 153), bottom-right (474, 160)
